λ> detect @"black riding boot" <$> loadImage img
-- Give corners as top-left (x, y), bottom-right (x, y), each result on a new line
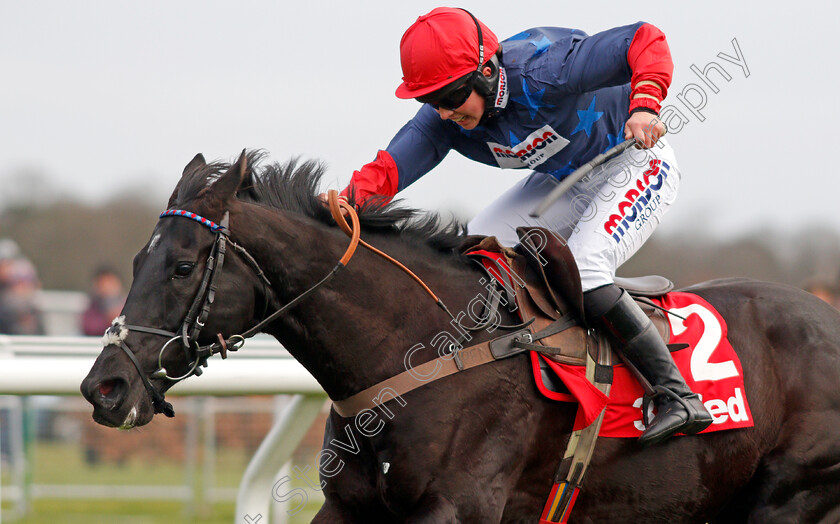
top-left (584, 284), bottom-right (713, 446)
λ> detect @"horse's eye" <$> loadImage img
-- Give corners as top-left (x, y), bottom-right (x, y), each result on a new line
top-left (173, 262), bottom-right (195, 278)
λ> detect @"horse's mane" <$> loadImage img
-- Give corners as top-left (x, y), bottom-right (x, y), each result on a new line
top-left (177, 151), bottom-right (468, 253)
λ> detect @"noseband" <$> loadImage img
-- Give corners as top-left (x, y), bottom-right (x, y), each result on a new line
top-left (106, 210), bottom-right (239, 416)
top-left (108, 190), bottom-right (495, 419)
top-left (108, 199), bottom-right (361, 417)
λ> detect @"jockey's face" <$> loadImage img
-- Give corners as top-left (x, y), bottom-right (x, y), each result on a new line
top-left (435, 90), bottom-right (485, 130)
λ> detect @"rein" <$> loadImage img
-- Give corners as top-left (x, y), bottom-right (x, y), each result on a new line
top-left (327, 193), bottom-right (459, 320)
top-left (111, 194), bottom-right (361, 417)
top-left (112, 190), bottom-right (547, 419)
top-left (111, 190), bottom-right (474, 418)
top-left (107, 188), bottom-right (623, 523)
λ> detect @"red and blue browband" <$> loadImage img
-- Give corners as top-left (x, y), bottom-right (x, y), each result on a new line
top-left (159, 209), bottom-right (226, 233)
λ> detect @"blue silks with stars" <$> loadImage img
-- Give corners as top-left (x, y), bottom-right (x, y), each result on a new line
top-left (374, 22), bottom-right (651, 192)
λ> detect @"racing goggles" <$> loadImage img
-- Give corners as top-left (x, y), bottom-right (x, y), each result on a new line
top-left (416, 74), bottom-right (475, 110)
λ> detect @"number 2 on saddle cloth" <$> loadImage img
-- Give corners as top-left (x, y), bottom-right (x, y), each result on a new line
top-left (464, 230), bottom-right (753, 438)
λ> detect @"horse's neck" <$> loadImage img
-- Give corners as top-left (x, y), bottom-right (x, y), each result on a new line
top-left (239, 207), bottom-right (486, 400)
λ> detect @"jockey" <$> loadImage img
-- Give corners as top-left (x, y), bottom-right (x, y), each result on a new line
top-left (326, 7), bottom-right (712, 446)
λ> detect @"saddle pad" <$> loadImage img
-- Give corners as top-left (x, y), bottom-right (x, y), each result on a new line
top-left (466, 248), bottom-right (753, 437)
top-left (467, 247), bottom-right (611, 428)
top-left (537, 292), bottom-right (754, 437)
top-left (593, 291), bottom-right (754, 437)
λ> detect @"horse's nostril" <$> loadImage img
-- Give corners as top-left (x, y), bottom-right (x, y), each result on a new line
top-left (95, 378), bottom-right (126, 407)
top-left (99, 380), bottom-right (116, 397)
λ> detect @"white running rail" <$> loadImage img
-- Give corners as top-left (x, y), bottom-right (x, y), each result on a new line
top-left (0, 335), bottom-right (328, 524)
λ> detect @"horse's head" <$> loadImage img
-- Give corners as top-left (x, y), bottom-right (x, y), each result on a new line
top-left (81, 151), bottom-right (269, 428)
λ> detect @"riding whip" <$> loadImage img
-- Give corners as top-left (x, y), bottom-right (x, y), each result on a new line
top-left (530, 130), bottom-right (665, 218)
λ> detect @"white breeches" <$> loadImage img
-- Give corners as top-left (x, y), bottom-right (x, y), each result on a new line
top-left (467, 138), bottom-right (681, 291)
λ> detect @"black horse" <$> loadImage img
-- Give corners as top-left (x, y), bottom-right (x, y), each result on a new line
top-left (81, 151), bottom-right (840, 523)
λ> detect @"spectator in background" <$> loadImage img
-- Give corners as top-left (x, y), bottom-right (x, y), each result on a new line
top-left (0, 239), bottom-right (45, 335)
top-left (0, 238), bottom-right (21, 285)
top-left (81, 266), bottom-right (126, 336)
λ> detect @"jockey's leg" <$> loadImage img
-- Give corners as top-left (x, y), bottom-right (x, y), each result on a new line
top-left (584, 284), bottom-right (713, 445)
top-left (468, 139), bottom-right (712, 445)
top-left (467, 138), bottom-right (679, 252)
top-left (563, 139), bottom-right (710, 445)
top-left (466, 168), bottom-right (581, 247)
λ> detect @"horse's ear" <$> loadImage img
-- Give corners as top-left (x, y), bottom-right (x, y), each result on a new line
top-left (213, 149), bottom-right (247, 202)
top-left (183, 153), bottom-right (206, 176)
top-left (166, 153), bottom-right (207, 209)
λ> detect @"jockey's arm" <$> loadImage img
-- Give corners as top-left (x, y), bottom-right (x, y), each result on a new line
top-left (624, 23), bottom-right (671, 147)
top-left (544, 22), bottom-right (673, 148)
top-left (338, 105), bottom-right (456, 209)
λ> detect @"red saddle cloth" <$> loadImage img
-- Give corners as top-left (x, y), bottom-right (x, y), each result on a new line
top-left (537, 291), bottom-right (754, 437)
top-left (470, 250), bottom-right (753, 437)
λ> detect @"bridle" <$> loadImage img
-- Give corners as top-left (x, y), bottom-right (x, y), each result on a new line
top-left (108, 193), bottom-right (362, 417)
top-left (109, 191), bottom-right (522, 418)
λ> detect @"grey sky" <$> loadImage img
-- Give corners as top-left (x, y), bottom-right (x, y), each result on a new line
top-left (1, 0), bottom-right (837, 239)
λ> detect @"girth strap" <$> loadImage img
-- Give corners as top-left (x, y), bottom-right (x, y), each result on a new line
top-left (510, 313), bottom-right (579, 360)
top-left (332, 327), bottom-right (534, 418)
top-left (540, 332), bottom-right (613, 523)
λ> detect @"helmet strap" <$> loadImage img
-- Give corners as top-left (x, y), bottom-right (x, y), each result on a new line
top-left (459, 8), bottom-right (485, 73)
top-left (456, 9), bottom-right (503, 125)
top-left (477, 53), bottom-right (505, 125)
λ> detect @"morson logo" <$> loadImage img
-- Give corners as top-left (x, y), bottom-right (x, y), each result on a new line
top-left (487, 125), bottom-right (569, 169)
top-left (602, 159), bottom-right (670, 244)
top-left (494, 66), bottom-right (509, 109)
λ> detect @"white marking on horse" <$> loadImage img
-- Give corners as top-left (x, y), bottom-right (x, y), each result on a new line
top-left (120, 406), bottom-right (138, 430)
top-left (147, 233), bottom-right (161, 253)
top-left (102, 315), bottom-right (128, 346)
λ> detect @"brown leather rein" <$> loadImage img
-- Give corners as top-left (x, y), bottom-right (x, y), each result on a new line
top-left (327, 191), bottom-right (456, 317)
top-left (118, 190), bottom-right (543, 419)
top-left (112, 193), bottom-right (364, 417)
top-left (325, 191), bottom-right (548, 418)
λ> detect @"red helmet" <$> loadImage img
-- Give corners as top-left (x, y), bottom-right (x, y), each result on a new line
top-left (395, 7), bottom-right (500, 99)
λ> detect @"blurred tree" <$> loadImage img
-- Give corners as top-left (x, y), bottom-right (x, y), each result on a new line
top-left (0, 168), bottom-right (58, 211)
top-left (2, 196), bottom-right (839, 293)
top-left (0, 198), bottom-right (158, 290)
top-left (621, 229), bottom-right (840, 289)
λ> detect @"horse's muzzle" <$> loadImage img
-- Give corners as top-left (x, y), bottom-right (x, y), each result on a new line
top-left (80, 372), bottom-right (136, 428)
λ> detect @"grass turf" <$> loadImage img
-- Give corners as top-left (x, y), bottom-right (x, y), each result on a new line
top-left (1, 442), bottom-right (322, 523)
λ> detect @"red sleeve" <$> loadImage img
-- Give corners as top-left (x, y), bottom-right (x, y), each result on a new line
top-left (340, 150), bottom-right (400, 208)
top-left (627, 23), bottom-right (673, 114)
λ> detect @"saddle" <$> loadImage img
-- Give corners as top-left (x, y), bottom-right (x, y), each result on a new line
top-left (462, 227), bottom-right (674, 371)
top-left (463, 227), bottom-right (679, 524)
